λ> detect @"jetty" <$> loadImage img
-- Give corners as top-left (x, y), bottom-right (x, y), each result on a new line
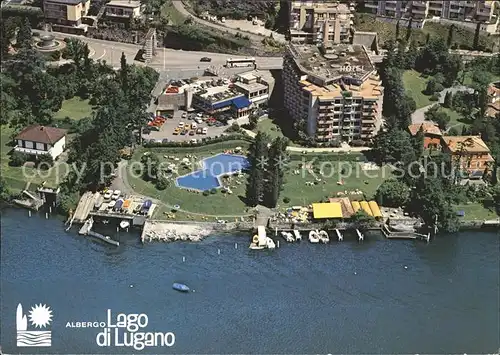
top-left (72, 192), bottom-right (96, 223)
top-left (356, 229), bottom-right (364, 241)
top-left (335, 229), bottom-right (343, 241)
top-left (78, 217), bottom-right (119, 246)
top-left (382, 225), bottom-right (430, 242)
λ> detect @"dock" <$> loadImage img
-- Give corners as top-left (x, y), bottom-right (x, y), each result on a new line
top-left (87, 231), bottom-right (120, 246)
top-left (73, 192), bottom-right (96, 223)
top-left (79, 217), bottom-right (94, 235)
top-left (382, 225), bottom-right (430, 242)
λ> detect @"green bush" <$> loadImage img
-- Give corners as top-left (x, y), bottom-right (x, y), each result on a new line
top-left (203, 190), bottom-right (210, 196)
top-left (156, 176), bottom-right (169, 190)
top-left (283, 197), bottom-right (290, 203)
top-left (37, 154), bottom-right (54, 170)
top-left (210, 188), bottom-right (217, 194)
top-left (10, 152), bottom-right (28, 167)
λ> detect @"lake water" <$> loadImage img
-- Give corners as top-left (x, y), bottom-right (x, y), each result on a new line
top-left (1, 206), bottom-right (499, 354)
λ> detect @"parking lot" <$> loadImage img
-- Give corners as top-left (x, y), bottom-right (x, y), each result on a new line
top-left (142, 109), bottom-right (230, 143)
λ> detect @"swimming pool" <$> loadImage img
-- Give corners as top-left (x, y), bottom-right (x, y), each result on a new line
top-left (176, 154), bottom-right (250, 191)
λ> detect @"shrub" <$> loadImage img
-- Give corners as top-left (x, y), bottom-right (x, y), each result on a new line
top-left (430, 94), bottom-right (440, 101)
top-left (350, 139), bottom-right (365, 147)
top-left (203, 190), bottom-right (210, 196)
top-left (155, 176), bottom-right (169, 190)
top-left (37, 154), bottom-right (54, 169)
top-left (283, 197), bottom-right (290, 203)
top-left (210, 188), bottom-right (217, 194)
top-left (10, 152), bottom-right (28, 167)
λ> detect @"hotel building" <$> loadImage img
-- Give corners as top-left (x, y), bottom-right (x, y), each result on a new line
top-left (282, 43), bottom-right (384, 145)
top-left (289, 1), bottom-right (353, 45)
top-left (364, 0), bottom-right (497, 25)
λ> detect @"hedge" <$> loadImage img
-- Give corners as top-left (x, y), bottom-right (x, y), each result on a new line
top-left (288, 152), bottom-right (367, 162)
top-left (142, 134), bottom-right (253, 149)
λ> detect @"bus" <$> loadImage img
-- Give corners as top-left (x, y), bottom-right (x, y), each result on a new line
top-left (225, 57), bottom-right (256, 68)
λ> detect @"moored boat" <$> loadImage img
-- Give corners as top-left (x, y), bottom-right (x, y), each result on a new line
top-left (266, 237), bottom-right (276, 249)
top-left (293, 230), bottom-right (302, 241)
top-left (173, 283), bottom-right (190, 292)
top-left (308, 230), bottom-right (320, 243)
top-left (281, 231), bottom-right (294, 243)
top-left (120, 220), bottom-right (130, 229)
top-left (318, 230), bottom-right (330, 243)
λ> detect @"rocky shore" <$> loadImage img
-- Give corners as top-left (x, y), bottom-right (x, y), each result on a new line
top-left (141, 220), bottom-right (222, 243)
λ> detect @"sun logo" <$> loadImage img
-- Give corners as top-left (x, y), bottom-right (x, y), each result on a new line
top-left (28, 304), bottom-right (53, 329)
top-left (17, 303), bottom-right (52, 347)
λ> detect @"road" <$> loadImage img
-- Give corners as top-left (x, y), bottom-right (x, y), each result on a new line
top-left (42, 30), bottom-right (283, 72)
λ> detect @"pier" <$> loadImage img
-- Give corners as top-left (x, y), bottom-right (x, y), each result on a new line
top-left (78, 217), bottom-right (119, 246)
top-left (382, 225), bottom-right (430, 242)
top-left (72, 192), bottom-right (96, 223)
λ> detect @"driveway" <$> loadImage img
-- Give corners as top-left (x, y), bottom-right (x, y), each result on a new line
top-left (411, 85), bottom-right (474, 124)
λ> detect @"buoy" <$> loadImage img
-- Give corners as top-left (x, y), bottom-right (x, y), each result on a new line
top-left (126, 228), bottom-right (129, 232)
top-left (45, 213), bottom-right (48, 219)
top-left (53, 201), bottom-right (56, 207)
top-left (193, 289), bottom-right (195, 293)
top-left (218, 248), bottom-right (220, 255)
top-left (277, 240), bottom-right (280, 248)
top-left (354, 272), bottom-right (357, 275)
top-left (404, 266), bottom-right (408, 269)
top-left (116, 226), bottom-right (119, 232)
top-left (28, 210), bottom-right (31, 217)
top-left (49, 206), bottom-right (52, 213)
top-left (235, 243), bottom-right (237, 249)
top-left (182, 256), bottom-right (185, 262)
top-left (130, 284), bottom-right (133, 288)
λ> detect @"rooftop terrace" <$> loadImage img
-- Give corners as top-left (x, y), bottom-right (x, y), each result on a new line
top-left (288, 43), bottom-right (375, 83)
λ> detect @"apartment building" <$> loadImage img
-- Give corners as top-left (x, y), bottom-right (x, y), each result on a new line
top-left (365, 0), bottom-right (497, 24)
top-left (282, 43), bottom-right (384, 145)
top-left (43, 0), bottom-right (90, 27)
top-left (289, 1), bottom-right (353, 45)
top-left (233, 70), bottom-right (274, 107)
top-left (105, 0), bottom-right (142, 19)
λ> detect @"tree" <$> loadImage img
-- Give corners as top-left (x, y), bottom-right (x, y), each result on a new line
top-left (245, 132), bottom-right (270, 206)
top-left (405, 17), bottom-right (412, 42)
top-left (443, 91), bottom-right (453, 108)
top-left (395, 21), bottom-right (400, 40)
top-left (412, 126), bottom-right (424, 158)
top-left (473, 22), bottom-right (480, 50)
top-left (37, 154), bottom-right (54, 169)
top-left (350, 210), bottom-right (377, 229)
top-left (16, 17), bottom-right (32, 49)
top-left (263, 136), bottom-right (288, 208)
top-left (156, 175), bottom-right (169, 190)
top-left (448, 127), bottom-right (460, 136)
top-left (248, 113), bottom-right (259, 129)
top-left (425, 33), bottom-right (430, 44)
top-left (405, 40), bottom-right (418, 69)
top-left (447, 24), bottom-right (454, 47)
top-left (1, 21), bottom-right (10, 56)
top-left (141, 153), bottom-right (160, 181)
top-left (371, 129), bottom-right (416, 165)
top-left (10, 151), bottom-right (28, 166)
top-left (376, 179), bottom-right (411, 207)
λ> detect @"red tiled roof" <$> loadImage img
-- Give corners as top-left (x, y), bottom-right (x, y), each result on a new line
top-left (15, 125), bottom-right (67, 144)
top-left (441, 135), bottom-right (491, 154)
top-left (408, 123), bottom-right (442, 136)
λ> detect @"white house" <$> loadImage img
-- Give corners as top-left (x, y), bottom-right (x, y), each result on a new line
top-left (105, 0), bottom-right (142, 19)
top-left (15, 125), bottom-right (67, 160)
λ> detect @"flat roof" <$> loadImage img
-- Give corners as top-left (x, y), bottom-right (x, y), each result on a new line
top-left (312, 202), bottom-right (343, 219)
top-left (106, 0), bottom-right (141, 7)
top-left (196, 85), bottom-right (242, 103)
top-left (288, 43), bottom-right (375, 83)
top-left (233, 81), bottom-right (267, 93)
top-left (44, 0), bottom-right (88, 4)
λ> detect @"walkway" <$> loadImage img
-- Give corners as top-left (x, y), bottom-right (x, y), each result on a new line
top-left (411, 85), bottom-right (474, 124)
top-left (240, 128), bottom-right (371, 153)
top-left (172, 1), bottom-right (284, 44)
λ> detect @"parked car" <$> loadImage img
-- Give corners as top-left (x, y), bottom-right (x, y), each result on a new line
top-left (189, 130), bottom-right (195, 136)
top-left (200, 57), bottom-right (212, 62)
top-left (173, 128), bottom-right (180, 135)
top-left (162, 138), bottom-right (169, 143)
top-left (190, 139), bottom-right (197, 144)
top-left (112, 190), bottom-right (121, 200)
top-left (180, 129), bottom-right (187, 135)
top-left (103, 190), bottom-right (112, 199)
top-left (202, 127), bottom-right (208, 135)
top-left (178, 122), bottom-right (185, 128)
top-left (195, 118), bottom-right (203, 124)
top-left (191, 123), bottom-right (198, 129)
top-left (196, 128), bottom-right (203, 134)
top-left (181, 112), bottom-right (187, 118)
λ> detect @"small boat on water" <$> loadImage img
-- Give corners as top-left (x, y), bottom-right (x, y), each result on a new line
top-left (173, 283), bottom-right (190, 292)
top-left (318, 230), bottom-right (330, 243)
top-left (293, 230), bottom-right (302, 241)
top-left (249, 243), bottom-right (265, 250)
top-left (266, 237), bottom-right (276, 249)
top-left (120, 220), bottom-right (130, 229)
top-left (309, 230), bottom-right (320, 243)
top-left (281, 231), bottom-right (294, 243)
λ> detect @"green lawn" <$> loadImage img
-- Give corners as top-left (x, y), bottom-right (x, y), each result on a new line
top-left (1, 126), bottom-right (67, 193)
top-left (53, 97), bottom-right (93, 121)
top-left (462, 71), bottom-right (500, 86)
top-left (254, 118), bottom-right (286, 141)
top-left (439, 107), bottom-right (472, 132)
top-left (127, 146), bottom-right (392, 217)
top-left (403, 70), bottom-right (433, 109)
top-left (161, 0), bottom-right (187, 25)
top-left (454, 203), bottom-right (498, 221)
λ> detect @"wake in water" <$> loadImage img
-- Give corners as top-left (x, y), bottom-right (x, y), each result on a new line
top-left (17, 331), bottom-right (51, 346)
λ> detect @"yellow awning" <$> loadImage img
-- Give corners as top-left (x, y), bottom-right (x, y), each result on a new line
top-left (351, 201), bottom-right (361, 213)
top-left (368, 201), bottom-right (382, 218)
top-left (312, 202), bottom-right (343, 219)
top-left (360, 201), bottom-right (373, 216)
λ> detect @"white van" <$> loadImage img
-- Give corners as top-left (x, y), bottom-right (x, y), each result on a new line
top-left (191, 123), bottom-right (198, 129)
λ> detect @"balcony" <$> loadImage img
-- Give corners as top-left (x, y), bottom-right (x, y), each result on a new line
top-left (14, 146), bottom-right (52, 156)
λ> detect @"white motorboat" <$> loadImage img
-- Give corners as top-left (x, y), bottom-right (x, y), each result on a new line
top-left (249, 243), bottom-right (265, 250)
top-left (318, 230), bottom-right (330, 243)
top-left (293, 230), bottom-right (302, 241)
top-left (308, 230), bottom-right (320, 243)
top-left (120, 220), bottom-right (130, 229)
top-left (266, 237), bottom-right (276, 249)
top-left (281, 231), bottom-right (294, 243)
